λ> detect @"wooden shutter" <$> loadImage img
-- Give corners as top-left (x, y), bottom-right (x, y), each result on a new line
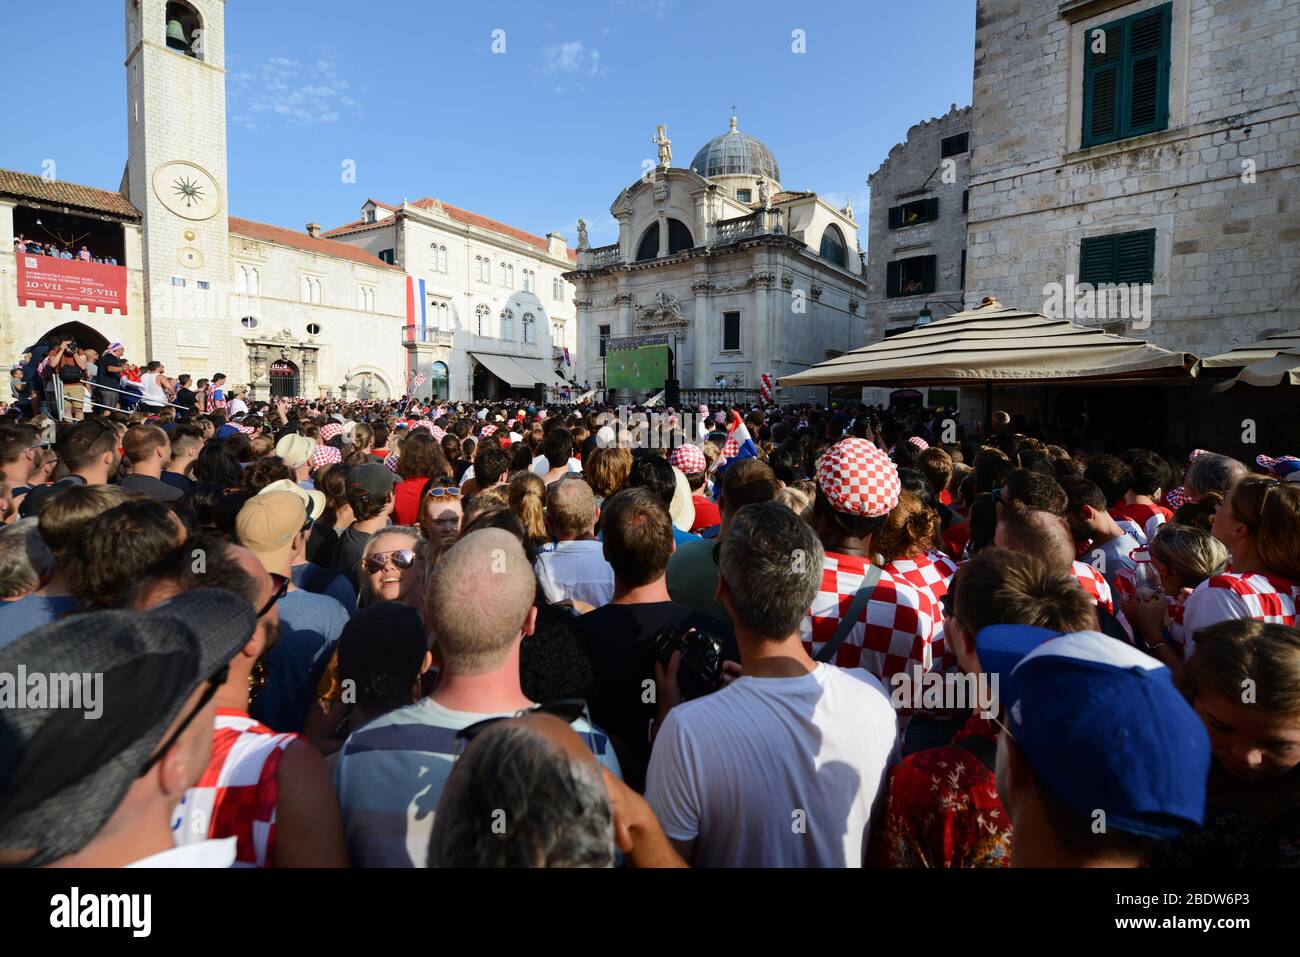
top-left (887, 260), bottom-right (903, 298)
top-left (1115, 229), bottom-right (1156, 284)
top-left (921, 255), bottom-right (937, 293)
top-left (1126, 6), bottom-right (1170, 135)
top-left (925, 197), bottom-right (940, 222)
top-left (1083, 23), bottom-right (1124, 146)
top-left (888, 205), bottom-right (903, 229)
top-left (1079, 235), bottom-right (1116, 285)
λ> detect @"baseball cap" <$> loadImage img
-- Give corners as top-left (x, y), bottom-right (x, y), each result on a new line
top-left (816, 437), bottom-right (901, 518)
top-left (258, 478), bottom-right (325, 522)
top-left (309, 444), bottom-right (342, 470)
top-left (0, 589), bottom-right (255, 866)
top-left (236, 490), bottom-right (308, 574)
top-left (275, 433), bottom-right (316, 469)
top-left (1000, 630), bottom-right (1211, 840)
top-left (348, 461), bottom-right (398, 498)
top-left (973, 624), bottom-right (1058, 682)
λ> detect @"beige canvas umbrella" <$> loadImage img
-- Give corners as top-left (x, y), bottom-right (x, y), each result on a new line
top-left (778, 298), bottom-right (1197, 388)
top-left (1198, 329), bottom-right (1300, 393)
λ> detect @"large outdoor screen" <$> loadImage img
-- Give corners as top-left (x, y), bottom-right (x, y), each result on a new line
top-left (606, 343), bottom-right (669, 391)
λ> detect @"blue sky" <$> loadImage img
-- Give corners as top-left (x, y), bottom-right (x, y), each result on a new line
top-left (0, 0), bottom-right (974, 252)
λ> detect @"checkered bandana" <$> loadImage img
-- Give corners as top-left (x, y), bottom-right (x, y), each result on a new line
top-left (1165, 486), bottom-right (1189, 509)
top-left (1256, 453), bottom-right (1300, 476)
top-left (480, 424), bottom-right (498, 439)
top-left (907, 436), bottom-right (930, 451)
top-left (816, 438), bottom-right (901, 518)
top-left (669, 444), bottom-right (706, 474)
top-left (430, 425), bottom-right (446, 442)
top-left (310, 444), bottom-right (341, 469)
top-left (319, 423), bottom-right (344, 442)
top-left (235, 425), bottom-right (256, 436)
top-left (383, 451), bottom-right (401, 473)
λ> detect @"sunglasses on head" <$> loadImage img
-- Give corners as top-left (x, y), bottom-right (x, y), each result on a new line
top-left (424, 484), bottom-right (461, 499)
top-left (363, 548), bottom-right (418, 574)
top-left (454, 699), bottom-right (591, 752)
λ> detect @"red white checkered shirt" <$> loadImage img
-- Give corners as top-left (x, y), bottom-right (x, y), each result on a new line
top-left (1181, 571), bottom-right (1299, 658)
top-left (1072, 560), bottom-right (1115, 615)
top-left (802, 550), bottom-right (940, 698)
top-left (173, 708), bottom-right (297, 868)
top-left (885, 550), bottom-right (959, 673)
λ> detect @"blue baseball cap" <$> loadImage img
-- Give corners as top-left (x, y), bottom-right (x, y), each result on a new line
top-left (1001, 631), bottom-right (1210, 840)
top-left (216, 423), bottom-right (241, 440)
top-left (974, 624), bottom-right (1057, 681)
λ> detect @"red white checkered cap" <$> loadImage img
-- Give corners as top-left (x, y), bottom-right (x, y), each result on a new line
top-left (907, 436), bottom-right (930, 451)
top-left (310, 444), bottom-right (341, 469)
top-left (320, 423), bottom-right (344, 442)
top-left (816, 438), bottom-right (900, 518)
top-left (383, 451), bottom-right (401, 473)
top-left (430, 426), bottom-right (446, 442)
top-left (481, 424), bottom-right (498, 438)
top-left (669, 444), bottom-right (706, 474)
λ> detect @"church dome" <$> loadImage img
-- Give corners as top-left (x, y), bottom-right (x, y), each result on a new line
top-left (689, 115), bottom-right (780, 182)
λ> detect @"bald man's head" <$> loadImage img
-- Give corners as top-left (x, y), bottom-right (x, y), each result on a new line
top-left (546, 477), bottom-right (597, 539)
top-left (425, 527), bottom-right (536, 675)
top-left (995, 507), bottom-right (1075, 573)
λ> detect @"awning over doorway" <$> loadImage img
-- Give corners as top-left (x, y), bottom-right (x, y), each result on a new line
top-left (470, 352), bottom-right (569, 389)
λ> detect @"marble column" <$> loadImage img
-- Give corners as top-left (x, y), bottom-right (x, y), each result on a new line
top-left (691, 276), bottom-right (712, 389)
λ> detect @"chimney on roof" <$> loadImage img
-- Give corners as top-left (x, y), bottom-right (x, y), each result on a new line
top-left (306, 223), bottom-right (322, 239)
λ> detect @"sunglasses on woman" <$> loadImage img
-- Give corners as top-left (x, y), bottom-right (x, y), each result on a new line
top-left (424, 484), bottom-right (461, 499)
top-left (363, 548), bottom-right (418, 574)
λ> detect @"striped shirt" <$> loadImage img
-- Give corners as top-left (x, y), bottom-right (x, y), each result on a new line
top-left (172, 709), bottom-right (297, 868)
top-left (334, 697), bottom-right (622, 868)
top-left (1181, 571), bottom-right (1299, 658)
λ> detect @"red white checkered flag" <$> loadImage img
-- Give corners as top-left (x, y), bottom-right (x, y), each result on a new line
top-left (410, 372), bottom-right (426, 389)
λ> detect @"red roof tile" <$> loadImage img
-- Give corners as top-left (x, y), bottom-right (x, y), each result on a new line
top-left (228, 216), bottom-right (403, 271)
top-left (0, 167), bottom-right (140, 220)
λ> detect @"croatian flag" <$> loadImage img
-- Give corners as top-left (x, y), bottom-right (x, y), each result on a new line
top-left (719, 410), bottom-right (757, 465)
top-left (563, 346), bottom-right (571, 367)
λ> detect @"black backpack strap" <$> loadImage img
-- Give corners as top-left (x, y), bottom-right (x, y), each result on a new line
top-left (816, 564), bottom-right (883, 664)
top-left (954, 732), bottom-right (997, 772)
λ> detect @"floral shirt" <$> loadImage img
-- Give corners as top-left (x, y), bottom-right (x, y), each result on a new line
top-left (872, 713), bottom-right (1011, 868)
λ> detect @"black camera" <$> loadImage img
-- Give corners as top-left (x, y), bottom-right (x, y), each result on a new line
top-left (648, 625), bottom-right (725, 701)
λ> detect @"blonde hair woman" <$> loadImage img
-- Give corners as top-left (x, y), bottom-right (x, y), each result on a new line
top-left (1155, 619), bottom-right (1300, 867)
top-left (507, 470), bottom-right (548, 550)
top-left (1124, 524), bottom-right (1230, 667)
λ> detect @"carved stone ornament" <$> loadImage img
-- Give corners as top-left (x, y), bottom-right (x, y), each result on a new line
top-left (613, 292), bottom-right (635, 305)
top-left (849, 298), bottom-right (861, 312)
top-left (780, 274), bottom-right (794, 289)
top-left (751, 271), bottom-right (777, 287)
top-left (810, 283), bottom-right (824, 300)
top-left (635, 290), bottom-right (689, 328)
top-left (690, 279), bottom-right (715, 293)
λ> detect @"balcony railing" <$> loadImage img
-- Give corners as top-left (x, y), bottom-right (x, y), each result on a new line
top-left (712, 208), bottom-right (782, 246)
top-left (679, 388), bottom-right (764, 408)
top-left (404, 327), bottom-right (453, 346)
top-left (580, 243), bottom-right (622, 269)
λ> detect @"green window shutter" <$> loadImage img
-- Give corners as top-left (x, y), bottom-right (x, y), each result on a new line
top-left (1082, 3), bottom-right (1171, 147)
top-left (888, 205), bottom-right (903, 229)
top-left (1125, 6), bottom-right (1171, 136)
top-left (1115, 229), bottom-right (1156, 284)
top-left (1083, 24), bottom-right (1124, 146)
top-left (1079, 235), bottom-right (1117, 284)
top-left (886, 260), bottom-right (903, 298)
top-left (925, 197), bottom-right (940, 222)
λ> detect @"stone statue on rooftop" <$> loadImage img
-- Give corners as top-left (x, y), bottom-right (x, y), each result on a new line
top-left (653, 125), bottom-right (672, 168)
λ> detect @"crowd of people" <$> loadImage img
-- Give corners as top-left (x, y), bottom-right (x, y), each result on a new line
top-left (0, 385), bottom-right (1297, 869)
top-left (12, 234), bottom-right (120, 266)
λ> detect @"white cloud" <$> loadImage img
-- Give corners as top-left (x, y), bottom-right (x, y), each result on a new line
top-left (541, 40), bottom-right (606, 93)
top-left (228, 54), bottom-right (361, 130)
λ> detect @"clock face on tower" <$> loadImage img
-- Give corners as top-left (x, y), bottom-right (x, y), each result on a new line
top-left (152, 160), bottom-right (222, 221)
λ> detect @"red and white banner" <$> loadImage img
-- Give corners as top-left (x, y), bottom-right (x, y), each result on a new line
top-left (760, 372), bottom-right (774, 402)
top-left (15, 254), bottom-right (128, 314)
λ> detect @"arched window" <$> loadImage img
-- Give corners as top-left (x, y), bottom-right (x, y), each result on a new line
top-left (439, 302), bottom-right (450, 329)
top-left (522, 312), bottom-right (536, 344)
top-left (499, 262), bottom-right (507, 287)
top-left (508, 264), bottom-right (515, 288)
top-left (500, 308), bottom-right (514, 340)
top-left (476, 304), bottom-right (490, 336)
top-left (236, 266), bottom-right (248, 295)
top-left (553, 278), bottom-right (563, 301)
top-left (249, 267), bottom-right (260, 296)
top-left (635, 219), bottom-right (694, 261)
top-left (165, 2), bottom-right (204, 60)
top-left (430, 361), bottom-right (450, 401)
top-left (429, 243), bottom-right (440, 274)
top-left (820, 224), bottom-right (847, 268)
top-left (438, 245), bottom-right (448, 273)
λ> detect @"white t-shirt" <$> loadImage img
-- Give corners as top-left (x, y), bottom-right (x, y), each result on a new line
top-left (137, 372), bottom-right (168, 407)
top-left (645, 663), bottom-right (898, 868)
top-left (228, 397), bottom-right (249, 417)
top-left (530, 455), bottom-right (583, 477)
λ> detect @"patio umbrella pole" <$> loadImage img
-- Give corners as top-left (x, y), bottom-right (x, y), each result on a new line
top-left (984, 380), bottom-right (993, 436)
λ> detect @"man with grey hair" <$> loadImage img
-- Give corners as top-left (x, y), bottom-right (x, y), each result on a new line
top-left (430, 712), bottom-right (683, 868)
top-left (535, 476), bottom-right (613, 608)
top-left (334, 527), bottom-right (622, 867)
top-left (645, 502), bottom-right (898, 867)
top-left (0, 520), bottom-right (53, 605)
top-left (1186, 452), bottom-right (1248, 503)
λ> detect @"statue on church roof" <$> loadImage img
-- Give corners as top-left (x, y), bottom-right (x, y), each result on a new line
top-left (576, 218), bottom-right (589, 250)
top-left (653, 125), bottom-right (672, 168)
top-left (757, 178), bottom-right (770, 208)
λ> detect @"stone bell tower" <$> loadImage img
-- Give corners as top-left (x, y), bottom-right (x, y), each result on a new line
top-left (125, 0), bottom-right (234, 374)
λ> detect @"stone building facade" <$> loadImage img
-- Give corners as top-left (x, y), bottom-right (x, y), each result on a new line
top-left (966, 0), bottom-right (1300, 355)
top-left (864, 104), bottom-right (972, 338)
top-left (567, 116), bottom-right (868, 403)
